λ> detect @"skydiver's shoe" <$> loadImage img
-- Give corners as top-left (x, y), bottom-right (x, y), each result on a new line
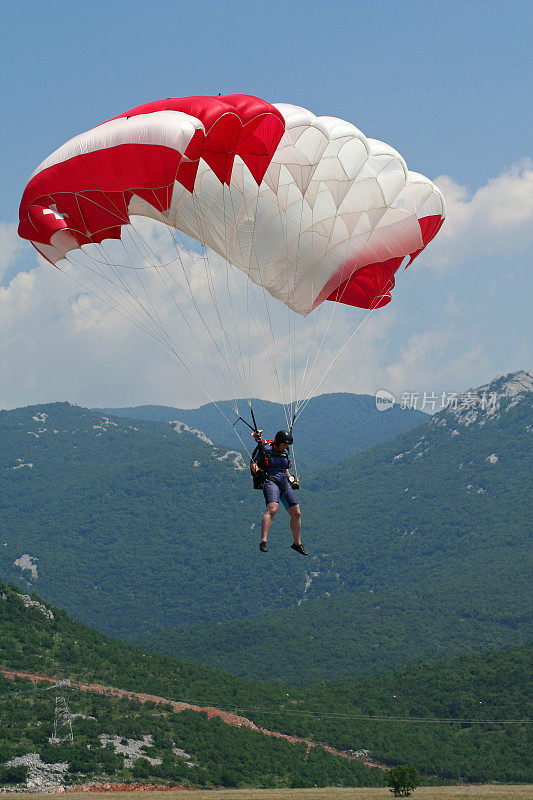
top-left (260, 541), bottom-right (268, 552)
top-left (291, 543), bottom-right (308, 556)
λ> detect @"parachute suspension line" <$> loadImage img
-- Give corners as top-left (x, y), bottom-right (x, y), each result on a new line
top-left (293, 272), bottom-right (396, 424)
top-left (66, 243), bottom-right (178, 353)
top-left (59, 255), bottom-right (175, 349)
top-left (242, 191), bottom-right (287, 429)
top-left (159, 216), bottom-right (249, 410)
top-left (292, 181), bottom-right (350, 418)
top-left (294, 307), bottom-right (372, 424)
top-left (251, 190), bottom-right (292, 429)
top-left (222, 244), bottom-right (249, 408)
top-left (231, 184), bottom-right (294, 429)
top-left (247, 187), bottom-right (294, 430)
top-left (246, 260), bottom-right (252, 408)
top-left (225, 183), bottom-right (293, 431)
top-left (130, 234), bottom-right (238, 406)
top-left (276, 181), bottom-right (305, 463)
top-left (220, 184), bottom-right (254, 411)
top-left (198, 240), bottom-right (247, 413)
top-left (245, 188), bottom-right (293, 430)
top-left (92, 238), bottom-right (224, 389)
top-left (154, 220), bottom-right (240, 402)
top-left (59, 252), bottom-right (211, 391)
top-left (112, 228), bottom-right (176, 346)
top-left (127, 215), bottom-right (240, 401)
top-left (93, 238), bottom-right (176, 346)
top-left (207, 246), bottom-right (246, 417)
top-left (287, 283), bottom-right (294, 427)
top-left (60, 249), bottom-right (144, 328)
top-left (76, 240), bottom-right (159, 330)
top-left (124, 221), bottom-right (240, 406)
top-left (159, 256), bottom-right (242, 405)
top-left (293, 287), bottom-right (342, 417)
top-left (60, 241), bottom-right (254, 459)
top-left (197, 189), bottom-right (253, 411)
top-left (218, 251), bottom-right (295, 428)
top-left (222, 184), bottom-right (278, 421)
top-left (260, 171), bottom-right (300, 430)
top-left (260, 173), bottom-right (345, 437)
top-left (293, 282), bottom-right (325, 416)
top-left (290, 188), bottom-right (329, 467)
top-left (288, 161), bottom-right (312, 428)
top-left (188, 191), bottom-right (251, 409)
top-left (79, 217), bottom-right (244, 409)
top-left (293, 227), bottom-right (377, 417)
top-left (94, 236), bottom-right (234, 403)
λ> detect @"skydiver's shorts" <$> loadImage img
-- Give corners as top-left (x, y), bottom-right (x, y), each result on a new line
top-left (263, 479), bottom-right (299, 509)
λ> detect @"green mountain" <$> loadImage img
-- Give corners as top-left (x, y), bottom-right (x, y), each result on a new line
top-left (261, 643), bottom-right (533, 783)
top-left (1, 581), bottom-right (530, 787)
top-left (0, 371), bottom-right (531, 684)
top-left (0, 401), bottom-right (305, 636)
top-left (0, 581), bottom-right (382, 790)
top-left (100, 392), bottom-right (427, 472)
top-left (137, 370), bottom-right (533, 683)
top-left (138, 574), bottom-right (528, 685)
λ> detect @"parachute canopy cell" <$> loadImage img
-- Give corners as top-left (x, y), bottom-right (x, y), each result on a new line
top-left (18, 94), bottom-right (445, 316)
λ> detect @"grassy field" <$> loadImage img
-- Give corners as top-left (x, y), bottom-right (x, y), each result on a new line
top-left (12, 786), bottom-right (532, 800)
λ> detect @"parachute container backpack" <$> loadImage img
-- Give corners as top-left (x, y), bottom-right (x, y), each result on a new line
top-left (18, 95), bottom-right (445, 459)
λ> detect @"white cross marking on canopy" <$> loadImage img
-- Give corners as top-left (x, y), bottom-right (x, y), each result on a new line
top-left (43, 205), bottom-right (69, 221)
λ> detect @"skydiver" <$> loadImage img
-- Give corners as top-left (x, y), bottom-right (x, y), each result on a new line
top-left (250, 430), bottom-right (307, 555)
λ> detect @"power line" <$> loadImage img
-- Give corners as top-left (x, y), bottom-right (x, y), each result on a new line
top-left (204, 705), bottom-right (531, 726)
top-left (16, 670), bottom-right (529, 728)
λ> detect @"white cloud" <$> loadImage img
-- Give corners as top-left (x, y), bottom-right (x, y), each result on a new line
top-left (0, 222), bottom-right (25, 282)
top-left (385, 328), bottom-right (490, 396)
top-left (1, 161), bottom-right (532, 412)
top-left (422, 159), bottom-right (533, 270)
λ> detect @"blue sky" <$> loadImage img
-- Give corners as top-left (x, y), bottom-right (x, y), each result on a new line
top-left (1, 0), bottom-right (532, 409)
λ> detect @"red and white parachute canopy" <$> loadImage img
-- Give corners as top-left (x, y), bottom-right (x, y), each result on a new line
top-left (19, 94), bottom-right (445, 316)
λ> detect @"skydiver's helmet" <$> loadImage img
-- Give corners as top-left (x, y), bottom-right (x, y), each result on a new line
top-left (274, 430), bottom-right (293, 447)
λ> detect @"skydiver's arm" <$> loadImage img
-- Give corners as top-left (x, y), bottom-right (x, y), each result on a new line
top-left (287, 469), bottom-right (299, 489)
top-left (251, 442), bottom-right (267, 474)
top-left (250, 444), bottom-right (260, 473)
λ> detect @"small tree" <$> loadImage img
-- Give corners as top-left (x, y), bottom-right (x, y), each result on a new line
top-left (0, 765), bottom-right (29, 787)
top-left (385, 764), bottom-right (420, 798)
top-left (132, 758), bottom-right (152, 779)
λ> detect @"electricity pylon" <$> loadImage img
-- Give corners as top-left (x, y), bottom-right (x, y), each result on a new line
top-left (45, 678), bottom-right (74, 746)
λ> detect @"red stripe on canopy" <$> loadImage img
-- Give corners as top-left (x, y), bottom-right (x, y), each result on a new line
top-left (18, 95), bottom-right (285, 248)
top-left (325, 214), bottom-right (444, 310)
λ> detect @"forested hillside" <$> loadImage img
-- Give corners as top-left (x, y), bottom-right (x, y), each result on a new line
top-left (102, 392), bottom-right (426, 472)
top-left (0, 401), bottom-right (299, 635)
top-left (140, 573), bottom-right (529, 685)
top-left (0, 371), bottom-right (531, 683)
top-left (0, 582), bottom-right (530, 787)
top-left (138, 370), bottom-right (533, 681)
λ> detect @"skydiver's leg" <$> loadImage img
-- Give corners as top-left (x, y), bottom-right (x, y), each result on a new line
top-left (288, 504), bottom-right (302, 546)
top-left (261, 481), bottom-right (281, 545)
top-left (261, 502), bottom-right (279, 543)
